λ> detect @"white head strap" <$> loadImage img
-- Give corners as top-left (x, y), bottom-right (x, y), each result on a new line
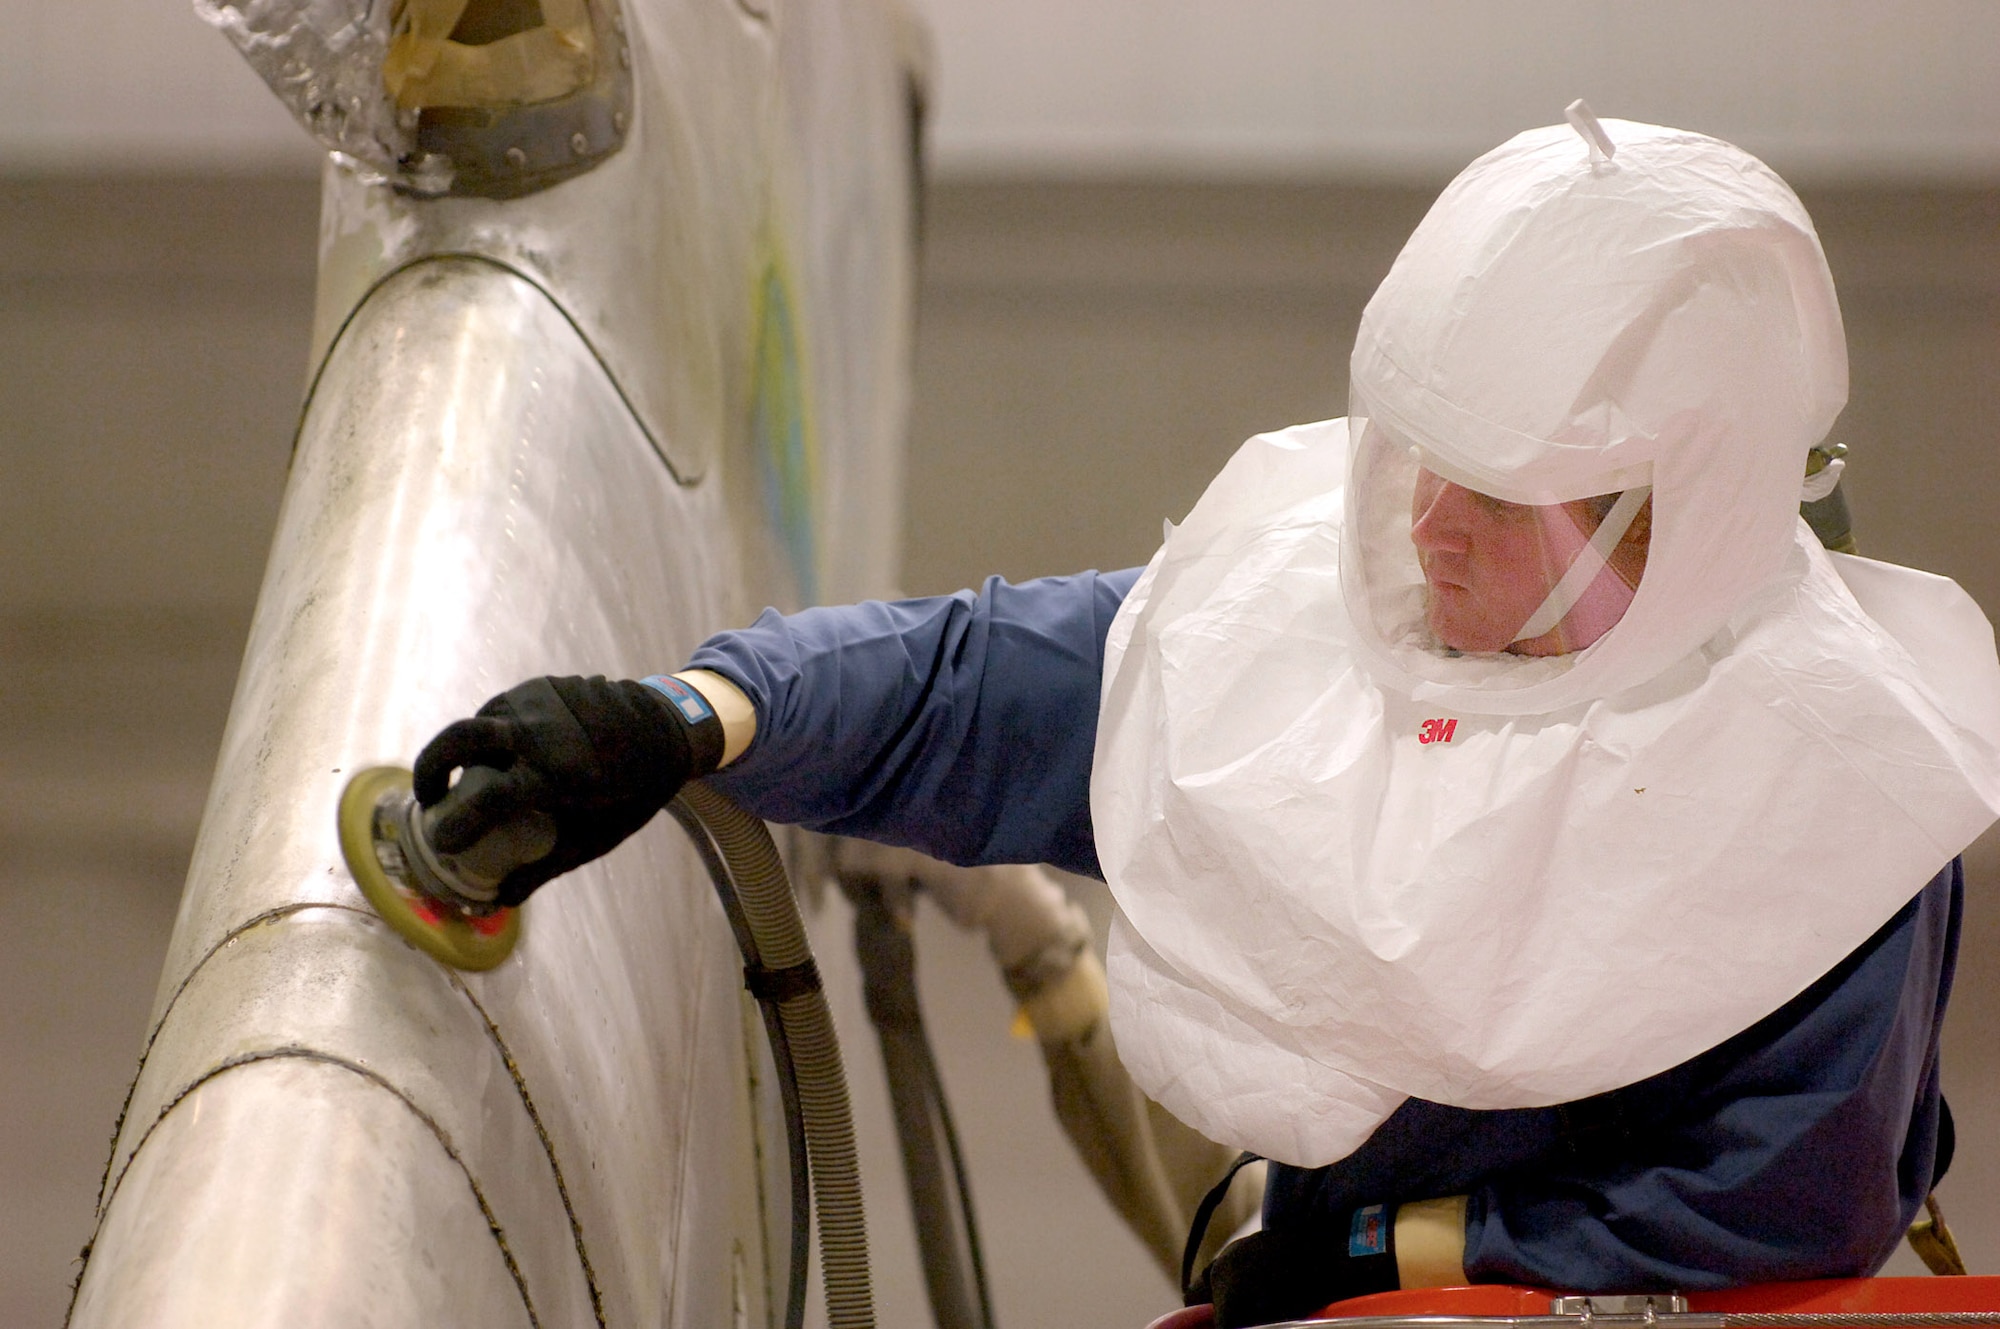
top-left (1511, 485), bottom-right (1651, 643)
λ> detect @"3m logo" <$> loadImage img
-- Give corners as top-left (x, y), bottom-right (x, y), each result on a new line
top-left (1418, 717), bottom-right (1458, 745)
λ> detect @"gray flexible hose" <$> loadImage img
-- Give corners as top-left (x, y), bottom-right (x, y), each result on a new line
top-left (673, 782), bottom-right (875, 1329)
top-left (848, 877), bottom-right (995, 1329)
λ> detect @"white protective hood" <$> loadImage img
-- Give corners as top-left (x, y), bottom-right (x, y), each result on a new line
top-left (1091, 116), bottom-right (2000, 1168)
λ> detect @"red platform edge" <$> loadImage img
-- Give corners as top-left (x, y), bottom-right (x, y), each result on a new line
top-left (1319, 1277), bottom-right (2000, 1318)
top-left (1146, 1277), bottom-right (2000, 1329)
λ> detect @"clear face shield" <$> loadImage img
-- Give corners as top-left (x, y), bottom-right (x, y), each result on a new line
top-left (1343, 401), bottom-right (1652, 685)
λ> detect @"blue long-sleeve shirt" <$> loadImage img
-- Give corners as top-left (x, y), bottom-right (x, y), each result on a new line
top-left (693, 569), bottom-right (1140, 876)
top-left (688, 570), bottom-right (1959, 1290)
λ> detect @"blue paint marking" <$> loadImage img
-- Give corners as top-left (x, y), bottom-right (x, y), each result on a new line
top-left (753, 262), bottom-right (818, 605)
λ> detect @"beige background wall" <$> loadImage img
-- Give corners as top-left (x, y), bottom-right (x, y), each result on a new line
top-left (11, 3), bottom-right (2000, 178)
top-left (4, 169), bottom-right (1996, 1326)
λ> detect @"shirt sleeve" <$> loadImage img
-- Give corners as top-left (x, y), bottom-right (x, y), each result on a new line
top-left (685, 567), bottom-right (1142, 879)
top-left (1462, 861), bottom-right (1961, 1291)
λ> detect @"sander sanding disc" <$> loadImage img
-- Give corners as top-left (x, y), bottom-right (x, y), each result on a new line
top-left (339, 765), bottom-right (522, 971)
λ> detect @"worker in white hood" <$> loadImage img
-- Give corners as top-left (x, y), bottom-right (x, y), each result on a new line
top-left (415, 109), bottom-right (2000, 1323)
top-left (1092, 105), bottom-right (2000, 1154)
top-left (1090, 109), bottom-right (2000, 1320)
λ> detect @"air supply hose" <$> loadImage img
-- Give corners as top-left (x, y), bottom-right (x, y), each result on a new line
top-left (668, 782), bottom-right (875, 1329)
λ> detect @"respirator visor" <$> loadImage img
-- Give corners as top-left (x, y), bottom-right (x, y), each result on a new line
top-left (1343, 405), bottom-right (1652, 675)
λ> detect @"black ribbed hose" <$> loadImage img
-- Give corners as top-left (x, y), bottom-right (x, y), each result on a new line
top-left (669, 782), bottom-right (875, 1329)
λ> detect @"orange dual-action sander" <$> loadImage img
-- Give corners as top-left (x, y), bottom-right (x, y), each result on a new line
top-left (338, 765), bottom-right (554, 970)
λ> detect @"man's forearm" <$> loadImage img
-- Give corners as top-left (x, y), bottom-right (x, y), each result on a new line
top-left (1396, 1195), bottom-right (1469, 1288)
top-left (675, 668), bottom-right (756, 767)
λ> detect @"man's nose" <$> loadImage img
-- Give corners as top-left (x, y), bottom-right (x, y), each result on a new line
top-left (1411, 479), bottom-right (1474, 552)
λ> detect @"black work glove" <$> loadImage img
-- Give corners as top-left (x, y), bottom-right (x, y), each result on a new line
top-left (414, 675), bottom-right (726, 907)
top-left (1193, 1211), bottom-right (1400, 1328)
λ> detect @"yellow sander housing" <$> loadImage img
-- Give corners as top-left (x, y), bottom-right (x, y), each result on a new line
top-left (338, 765), bottom-right (536, 971)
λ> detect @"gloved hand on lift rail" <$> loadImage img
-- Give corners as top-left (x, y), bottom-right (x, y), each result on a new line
top-left (414, 671), bottom-right (748, 906)
top-left (1189, 1194), bottom-right (1468, 1327)
top-left (1191, 1215), bottom-right (1399, 1328)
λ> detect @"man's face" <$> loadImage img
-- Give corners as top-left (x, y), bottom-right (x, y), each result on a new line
top-left (1409, 469), bottom-right (1567, 653)
top-left (1408, 468), bottom-right (1652, 655)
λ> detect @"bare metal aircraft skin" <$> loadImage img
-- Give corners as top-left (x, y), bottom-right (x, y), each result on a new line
top-left (69, 3), bottom-right (922, 1325)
